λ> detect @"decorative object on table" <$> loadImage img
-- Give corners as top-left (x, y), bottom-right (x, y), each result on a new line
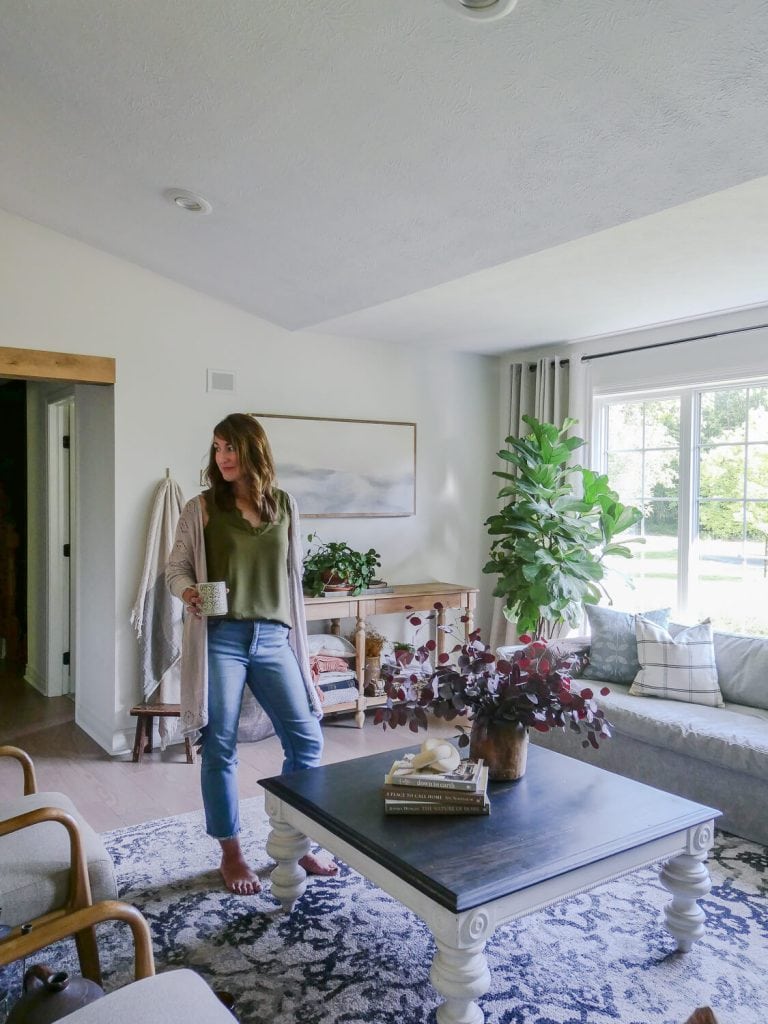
top-left (410, 737), bottom-right (462, 773)
top-left (382, 750), bottom-right (490, 815)
top-left (383, 790), bottom-right (490, 816)
top-left (364, 579), bottom-right (390, 590)
top-left (483, 415), bottom-right (642, 639)
top-left (302, 534), bottom-right (381, 597)
top-left (382, 749), bottom-right (489, 814)
top-left (384, 752), bottom-right (484, 789)
top-left (252, 413), bottom-right (416, 517)
top-left (377, 608), bottom-right (611, 780)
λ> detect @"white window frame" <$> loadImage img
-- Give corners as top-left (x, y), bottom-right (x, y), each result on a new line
top-left (593, 375), bottom-right (768, 623)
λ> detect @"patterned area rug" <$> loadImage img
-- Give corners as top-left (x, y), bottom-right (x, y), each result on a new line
top-left (3, 797), bottom-right (767, 1023)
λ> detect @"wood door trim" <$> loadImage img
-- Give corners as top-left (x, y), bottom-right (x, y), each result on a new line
top-left (0, 346), bottom-right (115, 384)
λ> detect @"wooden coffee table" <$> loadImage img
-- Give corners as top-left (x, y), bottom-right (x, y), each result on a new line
top-left (259, 744), bottom-right (720, 1024)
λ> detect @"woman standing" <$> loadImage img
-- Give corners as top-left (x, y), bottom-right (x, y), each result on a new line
top-left (167, 413), bottom-right (336, 894)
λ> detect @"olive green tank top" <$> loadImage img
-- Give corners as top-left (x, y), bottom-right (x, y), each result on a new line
top-left (203, 489), bottom-right (291, 625)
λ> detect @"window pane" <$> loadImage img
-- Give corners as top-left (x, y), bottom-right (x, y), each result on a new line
top-left (601, 397), bottom-right (681, 617)
top-left (607, 451), bottom-right (642, 501)
top-left (745, 501), bottom-right (768, 543)
top-left (607, 402), bottom-right (643, 450)
top-left (645, 451), bottom-right (678, 498)
top-left (603, 525), bottom-right (678, 614)
top-left (748, 387), bottom-right (768, 442)
top-left (699, 445), bottom-right (744, 500)
top-left (698, 500), bottom-right (743, 542)
top-left (691, 501), bottom-right (768, 636)
top-left (644, 498), bottom-right (678, 537)
top-left (643, 400), bottom-right (680, 449)
top-left (700, 389), bottom-right (747, 444)
top-left (746, 443), bottom-right (768, 499)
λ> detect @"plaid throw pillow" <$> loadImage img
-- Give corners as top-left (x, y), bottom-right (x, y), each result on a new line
top-left (630, 618), bottom-right (724, 707)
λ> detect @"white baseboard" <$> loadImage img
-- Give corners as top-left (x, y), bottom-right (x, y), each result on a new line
top-left (75, 702), bottom-right (128, 755)
top-left (24, 663), bottom-right (48, 694)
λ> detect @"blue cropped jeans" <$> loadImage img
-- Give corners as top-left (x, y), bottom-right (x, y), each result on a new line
top-left (201, 618), bottom-right (323, 840)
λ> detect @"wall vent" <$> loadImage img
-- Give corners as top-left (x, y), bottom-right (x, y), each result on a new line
top-left (207, 369), bottom-right (235, 393)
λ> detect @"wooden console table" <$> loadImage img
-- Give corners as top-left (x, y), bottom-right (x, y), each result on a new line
top-left (303, 582), bottom-right (478, 728)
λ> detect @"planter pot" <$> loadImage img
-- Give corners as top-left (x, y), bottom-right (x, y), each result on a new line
top-left (469, 720), bottom-right (529, 781)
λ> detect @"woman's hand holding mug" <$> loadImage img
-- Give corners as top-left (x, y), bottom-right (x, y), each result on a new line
top-left (182, 585), bottom-right (202, 618)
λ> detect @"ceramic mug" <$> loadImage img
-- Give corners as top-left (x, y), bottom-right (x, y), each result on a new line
top-left (197, 581), bottom-right (228, 616)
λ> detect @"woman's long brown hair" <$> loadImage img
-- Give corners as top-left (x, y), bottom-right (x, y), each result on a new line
top-left (204, 414), bottom-right (279, 521)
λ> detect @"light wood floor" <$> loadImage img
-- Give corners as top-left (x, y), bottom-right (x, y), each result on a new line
top-left (0, 663), bottom-right (453, 832)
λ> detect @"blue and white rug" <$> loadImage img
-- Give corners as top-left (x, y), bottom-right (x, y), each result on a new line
top-left (3, 797), bottom-right (767, 1023)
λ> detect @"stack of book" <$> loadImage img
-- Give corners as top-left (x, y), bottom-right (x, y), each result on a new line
top-left (382, 754), bottom-right (490, 815)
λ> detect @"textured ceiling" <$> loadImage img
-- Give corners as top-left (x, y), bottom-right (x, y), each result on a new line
top-left (2, 0), bottom-right (768, 352)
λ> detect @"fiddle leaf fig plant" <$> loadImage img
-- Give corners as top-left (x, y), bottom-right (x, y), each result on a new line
top-left (483, 415), bottom-right (642, 638)
top-left (302, 534), bottom-right (381, 597)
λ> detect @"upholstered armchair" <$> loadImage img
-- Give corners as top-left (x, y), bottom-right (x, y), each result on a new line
top-left (1, 899), bottom-right (235, 1023)
top-left (0, 745), bottom-right (118, 981)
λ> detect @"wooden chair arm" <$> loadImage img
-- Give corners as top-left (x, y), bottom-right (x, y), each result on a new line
top-left (0, 745), bottom-right (38, 794)
top-left (0, 806), bottom-right (92, 911)
top-left (0, 900), bottom-right (155, 980)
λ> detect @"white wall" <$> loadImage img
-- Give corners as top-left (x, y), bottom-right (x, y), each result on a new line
top-left (0, 208), bottom-right (500, 753)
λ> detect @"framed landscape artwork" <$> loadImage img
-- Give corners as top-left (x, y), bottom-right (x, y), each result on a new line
top-left (253, 413), bottom-right (416, 517)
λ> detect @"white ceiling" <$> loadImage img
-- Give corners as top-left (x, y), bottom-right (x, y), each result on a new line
top-left (2, 0), bottom-right (768, 354)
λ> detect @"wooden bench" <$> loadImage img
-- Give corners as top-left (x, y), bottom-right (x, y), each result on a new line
top-left (129, 703), bottom-right (194, 764)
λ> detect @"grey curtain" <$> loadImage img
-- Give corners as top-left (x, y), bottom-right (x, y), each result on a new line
top-left (488, 357), bottom-right (571, 651)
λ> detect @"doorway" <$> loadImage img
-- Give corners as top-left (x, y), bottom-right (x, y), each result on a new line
top-left (0, 346), bottom-right (116, 752)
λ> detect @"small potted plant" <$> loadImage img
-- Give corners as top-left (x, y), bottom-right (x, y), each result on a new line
top-left (302, 534), bottom-right (382, 597)
top-left (376, 605), bottom-right (611, 780)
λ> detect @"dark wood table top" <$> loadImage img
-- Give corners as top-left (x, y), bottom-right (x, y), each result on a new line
top-left (259, 744), bottom-right (720, 913)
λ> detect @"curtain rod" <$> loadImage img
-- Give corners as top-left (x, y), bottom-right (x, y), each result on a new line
top-left (581, 322), bottom-right (768, 363)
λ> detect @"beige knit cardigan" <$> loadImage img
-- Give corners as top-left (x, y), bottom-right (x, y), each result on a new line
top-left (165, 493), bottom-right (321, 741)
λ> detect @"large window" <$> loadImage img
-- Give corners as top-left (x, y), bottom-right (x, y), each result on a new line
top-left (596, 382), bottom-right (768, 636)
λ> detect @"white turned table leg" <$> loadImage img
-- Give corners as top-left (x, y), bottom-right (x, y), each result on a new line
top-left (265, 817), bottom-right (310, 912)
top-left (659, 852), bottom-right (712, 951)
top-left (430, 938), bottom-right (490, 1024)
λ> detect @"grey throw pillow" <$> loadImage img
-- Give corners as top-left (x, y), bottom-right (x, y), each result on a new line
top-left (582, 605), bottom-right (670, 683)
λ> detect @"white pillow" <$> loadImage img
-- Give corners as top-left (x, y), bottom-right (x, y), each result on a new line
top-left (306, 633), bottom-right (356, 657)
top-left (630, 617), bottom-right (724, 707)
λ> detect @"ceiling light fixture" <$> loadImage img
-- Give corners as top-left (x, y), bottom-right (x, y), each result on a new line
top-left (164, 188), bottom-right (212, 215)
top-left (442, 0), bottom-right (519, 21)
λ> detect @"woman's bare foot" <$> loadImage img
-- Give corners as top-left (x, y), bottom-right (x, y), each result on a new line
top-left (219, 836), bottom-right (261, 895)
top-left (299, 850), bottom-right (339, 877)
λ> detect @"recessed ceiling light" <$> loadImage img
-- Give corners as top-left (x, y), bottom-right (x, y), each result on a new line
top-left (164, 188), bottom-right (212, 215)
top-left (442, 0), bottom-right (519, 20)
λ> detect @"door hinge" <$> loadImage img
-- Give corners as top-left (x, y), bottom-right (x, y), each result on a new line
top-left (63, 651), bottom-right (70, 666)
top-left (63, 543), bottom-right (70, 557)
top-left (62, 435), bottom-right (70, 449)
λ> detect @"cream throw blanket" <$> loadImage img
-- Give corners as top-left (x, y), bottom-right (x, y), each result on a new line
top-left (130, 476), bottom-right (185, 748)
